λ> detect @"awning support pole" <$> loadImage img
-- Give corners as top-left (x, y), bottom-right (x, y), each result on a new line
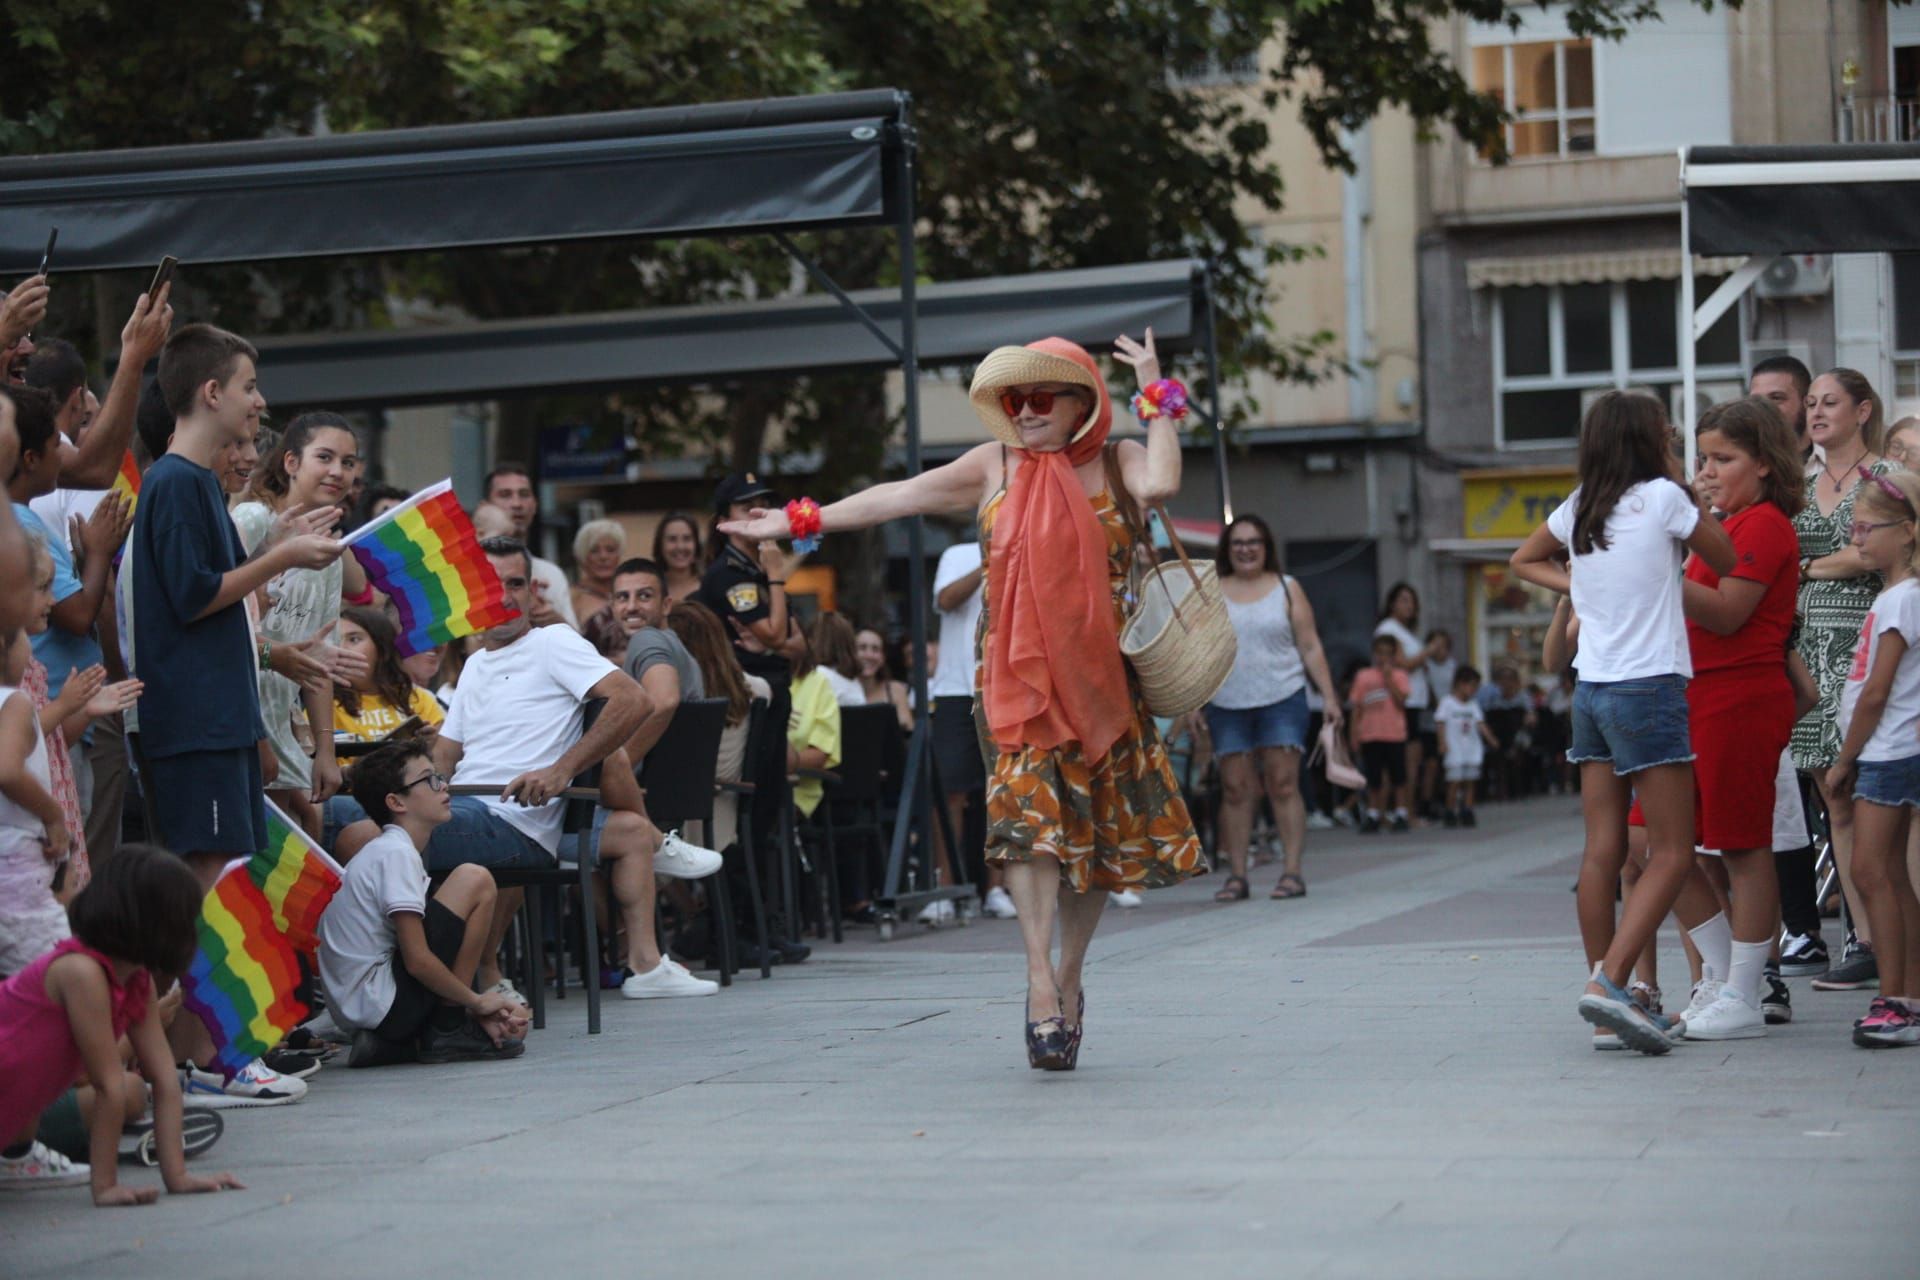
top-left (773, 232), bottom-right (904, 361)
top-left (1691, 256), bottom-right (1766, 340)
top-left (1680, 176), bottom-right (1698, 479)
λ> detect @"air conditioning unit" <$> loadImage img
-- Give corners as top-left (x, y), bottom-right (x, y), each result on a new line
top-left (1671, 381), bottom-right (1744, 425)
top-left (1756, 255), bottom-right (1833, 299)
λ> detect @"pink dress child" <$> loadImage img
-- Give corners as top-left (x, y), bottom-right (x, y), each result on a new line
top-left (0, 939), bottom-right (152, 1141)
top-left (0, 680), bottom-right (70, 976)
top-left (21, 659), bottom-right (89, 893)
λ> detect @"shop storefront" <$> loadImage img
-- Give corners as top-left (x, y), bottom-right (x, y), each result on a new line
top-left (1433, 466), bottom-right (1575, 685)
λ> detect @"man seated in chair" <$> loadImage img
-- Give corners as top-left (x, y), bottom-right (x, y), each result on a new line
top-left (332, 536), bottom-right (722, 1002)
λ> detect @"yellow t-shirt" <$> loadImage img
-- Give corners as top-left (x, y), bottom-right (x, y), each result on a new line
top-left (332, 686), bottom-right (446, 743)
top-left (787, 670), bottom-right (843, 817)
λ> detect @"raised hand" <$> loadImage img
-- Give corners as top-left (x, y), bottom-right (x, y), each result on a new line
top-left (1113, 328), bottom-right (1161, 389)
top-left (120, 282), bottom-right (174, 366)
top-left (52, 664), bottom-right (108, 720)
top-left (1, 275), bottom-right (50, 348)
top-left (73, 490), bottom-right (134, 570)
top-left (268, 637), bottom-right (335, 692)
top-left (279, 533), bottom-right (344, 571)
top-left (267, 504), bottom-right (341, 548)
top-left (716, 507), bottom-right (791, 543)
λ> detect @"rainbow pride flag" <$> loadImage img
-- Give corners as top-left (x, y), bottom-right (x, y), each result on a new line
top-left (342, 479), bottom-right (518, 656)
top-left (109, 450), bottom-right (140, 514)
top-left (179, 864), bottom-right (310, 1079)
top-left (250, 798), bottom-right (343, 953)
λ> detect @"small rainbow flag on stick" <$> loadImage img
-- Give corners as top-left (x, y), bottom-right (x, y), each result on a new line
top-left (251, 797), bottom-right (343, 953)
top-left (179, 864), bottom-right (311, 1080)
top-left (343, 479), bottom-right (518, 656)
top-left (109, 450), bottom-right (140, 514)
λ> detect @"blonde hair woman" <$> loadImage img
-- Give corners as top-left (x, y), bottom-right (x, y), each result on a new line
top-left (720, 331), bottom-right (1203, 1071)
top-left (570, 518), bottom-right (627, 624)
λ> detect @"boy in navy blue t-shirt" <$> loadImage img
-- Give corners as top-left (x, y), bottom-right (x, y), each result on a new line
top-left (130, 324), bottom-right (344, 888)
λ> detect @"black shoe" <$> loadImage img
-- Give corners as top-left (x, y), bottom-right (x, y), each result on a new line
top-left (416, 1018), bottom-right (525, 1065)
top-left (347, 1029), bottom-right (417, 1069)
top-left (1778, 932), bottom-right (1829, 978)
top-left (122, 1108), bottom-right (223, 1166)
top-left (771, 937), bottom-right (812, 965)
top-left (1811, 938), bottom-right (1877, 991)
top-left (1762, 969), bottom-right (1793, 1025)
top-left (1441, 810), bottom-right (1459, 828)
top-left (1461, 807), bottom-right (1477, 828)
top-left (261, 1047), bottom-right (323, 1079)
top-left (1389, 814), bottom-right (1410, 834)
top-left (1359, 815), bottom-right (1382, 834)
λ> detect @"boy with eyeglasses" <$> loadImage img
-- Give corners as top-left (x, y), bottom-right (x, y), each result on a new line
top-left (316, 740), bottom-right (529, 1068)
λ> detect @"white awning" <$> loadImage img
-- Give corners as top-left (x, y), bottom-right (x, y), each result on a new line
top-left (1466, 251), bottom-right (1746, 290)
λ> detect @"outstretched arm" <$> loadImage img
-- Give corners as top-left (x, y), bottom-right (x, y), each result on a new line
top-left (721, 444), bottom-right (997, 542)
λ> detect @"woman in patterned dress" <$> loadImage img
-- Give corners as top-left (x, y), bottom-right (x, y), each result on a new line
top-left (721, 333), bottom-right (1203, 1070)
top-left (1793, 368), bottom-right (1893, 961)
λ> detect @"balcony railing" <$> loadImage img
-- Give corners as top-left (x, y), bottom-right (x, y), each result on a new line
top-left (1837, 94), bottom-right (1920, 143)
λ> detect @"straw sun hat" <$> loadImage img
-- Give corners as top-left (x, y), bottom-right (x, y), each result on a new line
top-left (967, 339), bottom-right (1110, 450)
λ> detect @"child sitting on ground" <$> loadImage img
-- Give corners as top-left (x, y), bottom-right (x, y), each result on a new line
top-left (1435, 666), bottom-right (1500, 828)
top-left (316, 739), bottom-right (528, 1068)
top-left (0, 845), bottom-right (243, 1202)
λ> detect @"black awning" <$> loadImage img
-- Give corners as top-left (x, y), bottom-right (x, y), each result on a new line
top-left (0, 91), bottom-right (905, 273)
top-left (1683, 144), bottom-right (1920, 255)
top-left (249, 260), bottom-right (1207, 408)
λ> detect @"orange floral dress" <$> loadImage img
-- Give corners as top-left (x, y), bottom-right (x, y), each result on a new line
top-left (974, 487), bottom-right (1207, 893)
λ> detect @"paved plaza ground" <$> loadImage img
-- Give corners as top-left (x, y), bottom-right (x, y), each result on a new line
top-left (4, 795), bottom-right (1915, 1278)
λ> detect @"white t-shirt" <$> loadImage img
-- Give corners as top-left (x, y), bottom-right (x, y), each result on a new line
top-left (1545, 480), bottom-right (1699, 683)
top-left (1434, 694), bottom-right (1487, 769)
top-left (316, 825), bottom-right (428, 1031)
top-left (1373, 618), bottom-right (1430, 709)
top-left (1839, 577), bottom-right (1920, 763)
top-left (441, 624), bottom-right (617, 851)
top-left (531, 555), bottom-right (580, 630)
top-left (930, 542), bottom-right (984, 699)
top-left (27, 488), bottom-right (107, 552)
top-left (822, 668), bottom-right (866, 707)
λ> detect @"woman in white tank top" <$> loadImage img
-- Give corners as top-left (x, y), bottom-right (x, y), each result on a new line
top-left (1202, 517), bottom-right (1343, 901)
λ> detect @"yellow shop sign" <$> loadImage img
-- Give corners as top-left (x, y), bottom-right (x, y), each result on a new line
top-left (1460, 468), bottom-right (1576, 540)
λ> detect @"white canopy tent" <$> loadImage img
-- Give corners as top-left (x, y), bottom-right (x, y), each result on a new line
top-left (1678, 143), bottom-right (1920, 472)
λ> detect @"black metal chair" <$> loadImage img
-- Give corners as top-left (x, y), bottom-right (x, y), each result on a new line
top-left (636, 697), bottom-right (738, 986)
top-left (715, 697), bottom-right (775, 979)
top-left (478, 699), bottom-right (607, 1035)
top-left (795, 703), bottom-right (899, 945)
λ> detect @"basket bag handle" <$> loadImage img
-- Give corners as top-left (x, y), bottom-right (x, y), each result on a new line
top-left (1102, 444), bottom-right (1208, 629)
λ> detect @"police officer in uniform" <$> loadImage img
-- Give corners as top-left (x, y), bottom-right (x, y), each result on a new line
top-left (696, 473), bottom-right (809, 963)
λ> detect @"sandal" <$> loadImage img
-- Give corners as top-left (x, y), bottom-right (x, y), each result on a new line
top-left (1214, 875), bottom-right (1250, 902)
top-left (1270, 873), bottom-right (1307, 900)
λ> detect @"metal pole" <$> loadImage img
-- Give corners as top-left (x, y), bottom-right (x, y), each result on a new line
top-left (1679, 150), bottom-right (1698, 480)
top-left (1202, 265), bottom-right (1232, 525)
top-left (882, 99), bottom-right (952, 917)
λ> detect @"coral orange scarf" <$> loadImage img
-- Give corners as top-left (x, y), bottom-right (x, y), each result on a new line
top-left (983, 339), bottom-right (1132, 764)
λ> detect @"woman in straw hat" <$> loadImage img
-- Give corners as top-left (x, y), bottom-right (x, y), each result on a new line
top-left (721, 331), bottom-right (1205, 1071)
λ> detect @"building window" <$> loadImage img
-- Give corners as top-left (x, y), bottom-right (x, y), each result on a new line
top-left (1894, 254), bottom-right (1920, 405)
top-left (1492, 276), bottom-right (1742, 447)
top-left (1471, 39), bottom-right (1596, 159)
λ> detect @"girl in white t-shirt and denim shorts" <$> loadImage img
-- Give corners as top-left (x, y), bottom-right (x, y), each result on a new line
top-left (1512, 391), bottom-right (1736, 1055)
top-left (1826, 468), bottom-right (1920, 1048)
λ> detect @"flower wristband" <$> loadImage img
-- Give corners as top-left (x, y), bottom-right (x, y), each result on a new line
top-left (1130, 378), bottom-right (1190, 424)
top-left (785, 497), bottom-right (823, 554)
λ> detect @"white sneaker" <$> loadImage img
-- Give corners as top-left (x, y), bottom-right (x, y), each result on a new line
top-left (1672, 977), bottom-right (1723, 1034)
top-left (654, 830), bottom-right (723, 880)
top-left (620, 957), bottom-right (718, 999)
top-left (487, 979), bottom-right (530, 1012)
top-left (1305, 812), bottom-right (1336, 831)
top-left (181, 1058), bottom-right (308, 1108)
top-left (1109, 889), bottom-right (1143, 909)
top-left (0, 1140), bottom-right (88, 1189)
top-left (982, 887), bottom-right (1018, 919)
top-left (917, 898), bottom-right (956, 925)
top-left (1681, 987), bottom-right (1767, 1040)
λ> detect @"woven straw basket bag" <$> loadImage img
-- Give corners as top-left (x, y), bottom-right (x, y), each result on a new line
top-left (1103, 448), bottom-right (1237, 716)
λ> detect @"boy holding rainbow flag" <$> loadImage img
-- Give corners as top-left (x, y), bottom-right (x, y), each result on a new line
top-left (317, 739), bottom-right (528, 1067)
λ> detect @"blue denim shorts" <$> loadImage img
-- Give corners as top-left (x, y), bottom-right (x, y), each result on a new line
top-left (326, 794), bottom-right (555, 871)
top-left (1854, 755), bottom-right (1920, 809)
top-left (1567, 675), bottom-right (1694, 777)
top-left (1205, 688), bottom-right (1310, 756)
